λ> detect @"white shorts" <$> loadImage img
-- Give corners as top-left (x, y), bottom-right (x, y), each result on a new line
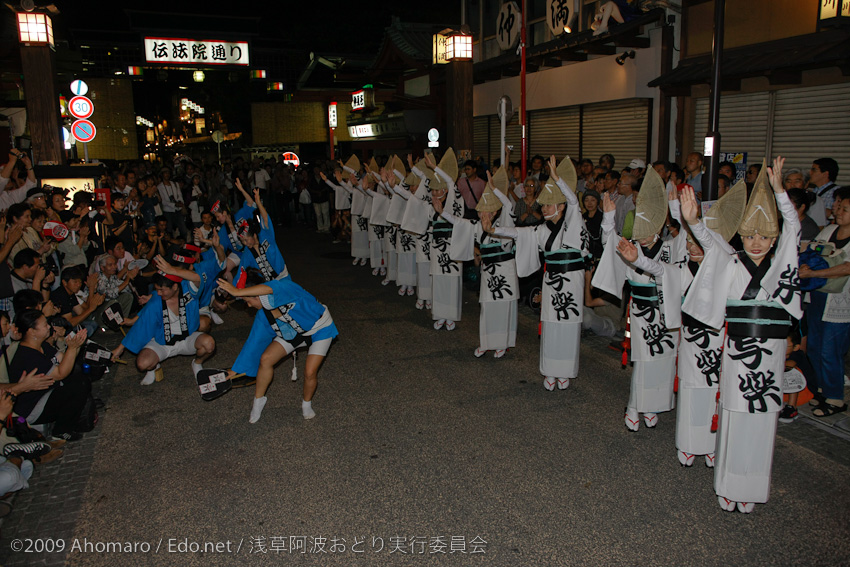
top-left (143, 332), bottom-right (203, 361)
top-left (227, 252), bottom-right (241, 266)
top-left (273, 337), bottom-right (333, 357)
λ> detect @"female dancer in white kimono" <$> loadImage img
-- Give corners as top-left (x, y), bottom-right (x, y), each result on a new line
top-left (399, 156), bottom-right (433, 310)
top-left (494, 156), bottom-right (588, 390)
top-left (592, 167), bottom-right (685, 428)
top-left (682, 158), bottom-right (802, 513)
top-left (390, 165), bottom-right (419, 297)
top-left (438, 168), bottom-right (518, 357)
top-left (340, 157), bottom-right (370, 266)
top-left (623, 182), bottom-right (744, 466)
top-left (364, 168), bottom-right (393, 284)
top-left (405, 150), bottom-right (464, 329)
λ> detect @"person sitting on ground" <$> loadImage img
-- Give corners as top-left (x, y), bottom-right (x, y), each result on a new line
top-left (94, 255), bottom-right (137, 324)
top-left (8, 309), bottom-right (90, 442)
top-left (50, 268), bottom-right (104, 338)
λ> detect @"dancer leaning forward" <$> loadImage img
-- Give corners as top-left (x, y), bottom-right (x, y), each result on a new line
top-left (220, 269), bottom-right (338, 424)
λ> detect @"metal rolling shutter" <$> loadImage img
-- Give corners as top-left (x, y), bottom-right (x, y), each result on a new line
top-left (529, 106), bottom-right (581, 161)
top-left (581, 99), bottom-right (650, 167)
top-left (692, 92), bottom-right (770, 165)
top-left (473, 116), bottom-right (490, 162)
top-left (771, 83), bottom-right (850, 186)
top-left (488, 114), bottom-right (523, 166)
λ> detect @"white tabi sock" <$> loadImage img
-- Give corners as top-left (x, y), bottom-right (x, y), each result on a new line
top-left (191, 360), bottom-right (203, 378)
top-left (210, 311), bottom-right (224, 325)
top-left (249, 396), bottom-right (267, 424)
top-left (140, 365), bottom-right (159, 386)
top-left (302, 399), bottom-right (316, 419)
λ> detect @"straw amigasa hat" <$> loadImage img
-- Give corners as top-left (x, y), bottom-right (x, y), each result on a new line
top-left (391, 155), bottom-right (406, 176)
top-left (476, 167), bottom-right (509, 212)
top-left (438, 148), bottom-right (459, 182)
top-left (342, 155), bottom-right (360, 180)
top-left (704, 178), bottom-right (747, 242)
top-left (631, 166), bottom-right (668, 241)
top-left (738, 160), bottom-right (779, 238)
top-left (537, 180), bottom-right (566, 206)
top-left (368, 157), bottom-right (380, 175)
top-left (556, 156), bottom-right (578, 193)
top-left (403, 171), bottom-right (419, 187)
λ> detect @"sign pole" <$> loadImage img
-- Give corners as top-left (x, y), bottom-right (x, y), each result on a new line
top-left (83, 142), bottom-right (89, 163)
top-left (329, 127), bottom-right (335, 160)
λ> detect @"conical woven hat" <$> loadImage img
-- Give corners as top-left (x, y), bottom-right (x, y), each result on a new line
top-left (403, 171), bottom-right (419, 187)
top-left (491, 166), bottom-right (509, 194)
top-left (368, 157), bottom-right (379, 174)
top-left (391, 155), bottom-right (405, 176)
top-left (342, 155), bottom-right (360, 180)
top-left (556, 156), bottom-right (578, 193)
top-left (631, 167), bottom-right (668, 241)
top-left (428, 169), bottom-right (446, 192)
top-left (536, 180), bottom-right (566, 205)
top-left (476, 185), bottom-right (502, 212)
top-left (704, 179), bottom-right (747, 242)
top-left (738, 160), bottom-right (778, 238)
top-left (438, 148), bottom-right (458, 182)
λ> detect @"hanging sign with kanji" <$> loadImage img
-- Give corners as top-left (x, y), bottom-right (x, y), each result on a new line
top-left (144, 37), bottom-right (250, 66)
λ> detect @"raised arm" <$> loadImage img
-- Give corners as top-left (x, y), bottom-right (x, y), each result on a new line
top-left (253, 188), bottom-right (270, 228)
top-left (601, 193), bottom-right (616, 240)
top-left (154, 255), bottom-right (200, 283)
top-left (547, 155), bottom-right (578, 207)
top-left (235, 178), bottom-right (255, 208)
top-left (617, 237), bottom-right (664, 277)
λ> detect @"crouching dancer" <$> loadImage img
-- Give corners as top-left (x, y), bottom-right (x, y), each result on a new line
top-left (218, 268), bottom-right (338, 424)
top-left (111, 259), bottom-right (216, 385)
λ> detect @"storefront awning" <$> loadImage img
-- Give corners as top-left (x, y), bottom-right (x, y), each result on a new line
top-left (649, 28), bottom-right (850, 95)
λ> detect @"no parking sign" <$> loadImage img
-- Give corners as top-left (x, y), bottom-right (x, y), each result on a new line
top-left (71, 120), bottom-right (97, 143)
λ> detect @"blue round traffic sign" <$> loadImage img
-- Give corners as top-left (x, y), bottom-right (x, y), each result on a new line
top-left (71, 119), bottom-right (96, 143)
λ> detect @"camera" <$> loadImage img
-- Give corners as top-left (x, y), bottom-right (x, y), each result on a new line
top-left (43, 257), bottom-right (59, 276)
top-left (92, 200), bottom-right (106, 208)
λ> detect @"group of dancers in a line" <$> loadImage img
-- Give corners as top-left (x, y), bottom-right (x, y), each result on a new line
top-left (326, 150), bottom-right (800, 514)
top-left (110, 180), bottom-right (338, 425)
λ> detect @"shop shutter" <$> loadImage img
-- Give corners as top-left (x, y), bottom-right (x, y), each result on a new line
top-left (582, 99), bottom-right (650, 167)
top-left (473, 116), bottom-right (490, 162)
top-left (529, 106), bottom-right (581, 161)
top-left (488, 114), bottom-right (523, 167)
top-left (771, 83), bottom-right (850, 186)
top-left (692, 92), bottom-right (770, 166)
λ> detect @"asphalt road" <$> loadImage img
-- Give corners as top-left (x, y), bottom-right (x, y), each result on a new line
top-left (18, 225), bottom-right (848, 566)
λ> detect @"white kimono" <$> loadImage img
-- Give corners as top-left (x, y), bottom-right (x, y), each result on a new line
top-left (592, 208), bottom-right (685, 414)
top-left (390, 173), bottom-right (417, 288)
top-left (496, 178), bottom-right (588, 378)
top-left (398, 177), bottom-right (433, 301)
top-left (683, 191), bottom-right (802, 504)
top-left (446, 189), bottom-right (518, 351)
top-left (342, 170), bottom-right (369, 260)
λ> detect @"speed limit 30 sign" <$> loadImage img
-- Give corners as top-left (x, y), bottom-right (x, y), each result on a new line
top-left (69, 96), bottom-right (94, 120)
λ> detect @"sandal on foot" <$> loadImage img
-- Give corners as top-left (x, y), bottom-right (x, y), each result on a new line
top-left (678, 450), bottom-right (695, 467)
top-left (494, 349), bottom-right (507, 359)
top-left (543, 377), bottom-right (556, 391)
top-left (705, 453), bottom-right (715, 468)
top-left (812, 402), bottom-right (848, 417)
top-left (717, 496), bottom-right (736, 512)
top-left (557, 378), bottom-right (570, 390)
top-left (473, 347), bottom-right (486, 358)
top-left (643, 413), bottom-right (658, 428)
top-left (415, 299), bottom-right (425, 310)
top-left (736, 502), bottom-right (755, 514)
top-left (624, 407), bottom-right (639, 431)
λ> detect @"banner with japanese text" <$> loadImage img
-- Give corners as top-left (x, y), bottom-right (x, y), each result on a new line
top-left (144, 38), bottom-right (250, 66)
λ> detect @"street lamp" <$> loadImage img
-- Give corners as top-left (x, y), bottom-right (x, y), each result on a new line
top-left (193, 70), bottom-right (205, 82)
top-left (445, 32), bottom-right (472, 61)
top-left (17, 12), bottom-right (54, 46)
